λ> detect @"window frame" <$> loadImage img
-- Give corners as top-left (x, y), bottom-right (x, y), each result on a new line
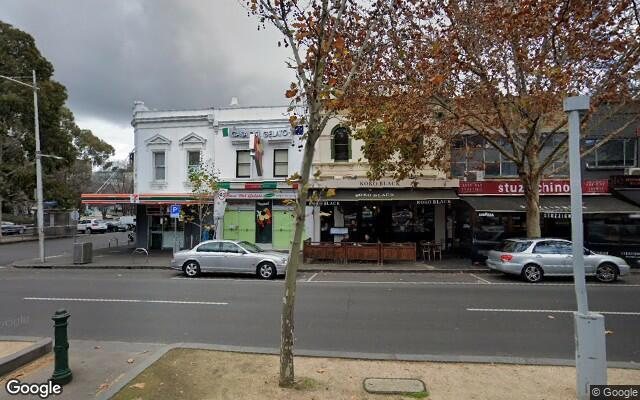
top-left (186, 150), bottom-right (201, 174)
top-left (332, 126), bottom-right (351, 162)
top-left (584, 137), bottom-right (637, 169)
top-left (236, 150), bottom-right (251, 178)
top-left (152, 150), bottom-right (166, 181)
top-left (273, 149), bottom-right (289, 177)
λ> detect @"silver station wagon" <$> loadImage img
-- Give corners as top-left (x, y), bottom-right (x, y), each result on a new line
top-left (170, 240), bottom-right (288, 279)
top-left (487, 238), bottom-right (630, 283)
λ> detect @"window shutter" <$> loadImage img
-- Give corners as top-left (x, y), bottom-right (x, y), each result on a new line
top-left (330, 135), bottom-right (335, 160)
top-left (347, 137), bottom-right (352, 160)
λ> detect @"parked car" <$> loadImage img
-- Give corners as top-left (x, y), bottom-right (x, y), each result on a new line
top-left (170, 240), bottom-right (288, 279)
top-left (103, 218), bottom-right (128, 232)
top-left (76, 218), bottom-right (108, 234)
top-left (118, 215), bottom-right (136, 230)
top-left (1, 221), bottom-right (26, 235)
top-left (470, 229), bottom-right (527, 263)
top-left (487, 238), bottom-right (630, 283)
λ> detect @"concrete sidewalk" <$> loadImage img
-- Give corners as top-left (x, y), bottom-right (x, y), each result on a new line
top-left (0, 339), bottom-right (164, 400)
top-left (10, 245), bottom-right (489, 273)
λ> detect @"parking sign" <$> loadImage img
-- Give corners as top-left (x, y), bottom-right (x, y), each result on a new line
top-left (170, 204), bottom-right (181, 218)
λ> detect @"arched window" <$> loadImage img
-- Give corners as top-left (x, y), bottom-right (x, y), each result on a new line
top-left (331, 126), bottom-right (351, 161)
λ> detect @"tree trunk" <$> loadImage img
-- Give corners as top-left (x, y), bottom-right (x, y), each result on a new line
top-left (521, 173), bottom-right (542, 238)
top-left (279, 129), bottom-right (319, 388)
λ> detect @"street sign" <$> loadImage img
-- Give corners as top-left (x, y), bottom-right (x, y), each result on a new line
top-left (170, 204), bottom-right (181, 218)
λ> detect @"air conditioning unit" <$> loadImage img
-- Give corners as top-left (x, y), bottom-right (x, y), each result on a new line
top-left (466, 170), bottom-right (485, 181)
top-left (624, 167), bottom-right (640, 176)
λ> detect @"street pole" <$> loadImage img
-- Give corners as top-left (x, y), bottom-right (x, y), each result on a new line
top-left (564, 95), bottom-right (606, 400)
top-left (33, 70), bottom-right (45, 263)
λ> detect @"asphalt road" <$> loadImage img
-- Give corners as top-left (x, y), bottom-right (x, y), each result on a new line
top-left (0, 231), bottom-right (129, 266)
top-left (1, 269), bottom-right (638, 363)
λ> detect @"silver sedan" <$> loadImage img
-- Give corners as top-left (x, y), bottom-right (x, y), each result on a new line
top-left (487, 238), bottom-right (630, 283)
top-left (170, 240), bottom-right (288, 279)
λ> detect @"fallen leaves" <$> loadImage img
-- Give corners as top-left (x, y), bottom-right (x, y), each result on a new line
top-left (127, 358), bottom-right (135, 364)
top-left (131, 382), bottom-right (146, 389)
top-left (547, 315), bottom-right (555, 319)
top-left (605, 330), bottom-right (614, 336)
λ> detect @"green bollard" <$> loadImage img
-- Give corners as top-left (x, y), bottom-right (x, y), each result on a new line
top-left (51, 309), bottom-right (72, 385)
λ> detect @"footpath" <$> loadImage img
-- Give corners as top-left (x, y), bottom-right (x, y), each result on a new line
top-left (1, 338), bottom-right (639, 400)
top-left (11, 246), bottom-right (490, 273)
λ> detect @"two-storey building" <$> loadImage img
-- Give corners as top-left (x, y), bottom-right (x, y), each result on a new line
top-left (83, 100), bottom-right (305, 251)
top-left (307, 115), bottom-right (459, 247)
top-left (451, 105), bottom-right (640, 266)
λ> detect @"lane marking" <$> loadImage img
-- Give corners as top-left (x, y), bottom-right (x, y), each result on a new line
top-left (470, 273), bottom-right (491, 284)
top-left (307, 273), bottom-right (318, 282)
top-left (302, 280), bottom-right (640, 287)
top-left (170, 277), bottom-right (280, 283)
top-left (24, 297), bottom-right (228, 305)
top-left (467, 308), bottom-right (640, 316)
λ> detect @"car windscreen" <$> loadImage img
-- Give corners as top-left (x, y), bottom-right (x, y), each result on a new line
top-left (497, 240), bottom-right (532, 253)
top-left (238, 241), bottom-right (264, 253)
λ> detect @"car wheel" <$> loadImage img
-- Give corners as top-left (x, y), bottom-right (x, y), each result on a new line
top-left (522, 264), bottom-right (543, 283)
top-left (257, 262), bottom-right (276, 280)
top-left (596, 263), bottom-right (618, 283)
top-left (183, 261), bottom-right (201, 278)
top-left (86, 228), bottom-right (92, 234)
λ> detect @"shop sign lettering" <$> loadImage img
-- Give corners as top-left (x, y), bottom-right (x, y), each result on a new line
top-left (417, 199), bottom-right (451, 205)
top-left (354, 192), bottom-right (395, 199)
top-left (543, 212), bottom-right (571, 219)
top-left (459, 179), bottom-right (608, 195)
top-left (358, 180), bottom-right (401, 187)
top-left (230, 128), bottom-right (290, 139)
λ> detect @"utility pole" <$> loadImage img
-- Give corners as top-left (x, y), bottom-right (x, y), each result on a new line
top-left (564, 95), bottom-right (606, 400)
top-left (0, 71), bottom-right (45, 262)
top-left (33, 70), bottom-right (45, 263)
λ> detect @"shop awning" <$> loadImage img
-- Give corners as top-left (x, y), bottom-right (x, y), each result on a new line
top-left (613, 189), bottom-right (640, 207)
top-left (316, 189), bottom-right (458, 202)
top-left (462, 195), bottom-right (640, 214)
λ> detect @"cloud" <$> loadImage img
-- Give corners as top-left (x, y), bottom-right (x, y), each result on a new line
top-left (0, 0), bottom-right (294, 159)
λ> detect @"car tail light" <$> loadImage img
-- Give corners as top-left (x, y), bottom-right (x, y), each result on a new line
top-left (500, 254), bottom-right (513, 262)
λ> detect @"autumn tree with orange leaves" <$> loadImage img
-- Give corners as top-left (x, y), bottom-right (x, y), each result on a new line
top-left (344, 0), bottom-right (640, 237)
top-left (246, 0), bottom-right (384, 387)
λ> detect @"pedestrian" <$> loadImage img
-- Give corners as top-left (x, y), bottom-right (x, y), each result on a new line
top-left (202, 225), bottom-right (210, 241)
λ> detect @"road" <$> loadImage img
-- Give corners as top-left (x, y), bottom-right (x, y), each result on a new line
top-left (0, 231), bottom-right (129, 266)
top-left (0, 268), bottom-right (638, 363)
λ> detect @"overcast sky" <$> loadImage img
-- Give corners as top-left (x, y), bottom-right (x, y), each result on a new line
top-left (0, 0), bottom-right (293, 159)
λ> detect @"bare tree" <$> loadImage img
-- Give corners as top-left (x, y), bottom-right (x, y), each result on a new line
top-left (246, 0), bottom-right (384, 387)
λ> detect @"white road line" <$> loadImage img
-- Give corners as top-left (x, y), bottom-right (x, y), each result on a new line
top-left (301, 280), bottom-right (640, 287)
top-left (307, 273), bottom-right (319, 282)
top-left (170, 277), bottom-right (280, 283)
top-left (467, 308), bottom-right (640, 316)
top-left (470, 273), bottom-right (491, 284)
top-left (24, 297), bottom-right (228, 305)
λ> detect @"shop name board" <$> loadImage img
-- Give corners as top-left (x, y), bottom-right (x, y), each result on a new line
top-left (417, 199), bottom-right (451, 205)
top-left (543, 212), bottom-right (571, 219)
top-left (230, 128), bottom-right (290, 139)
top-left (319, 200), bottom-right (341, 206)
top-left (459, 179), bottom-right (609, 195)
top-left (227, 191), bottom-right (296, 200)
top-left (609, 175), bottom-right (640, 188)
top-left (358, 180), bottom-right (401, 187)
top-left (354, 192), bottom-right (395, 199)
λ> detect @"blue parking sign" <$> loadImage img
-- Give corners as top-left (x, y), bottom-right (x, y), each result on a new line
top-left (170, 204), bottom-right (181, 218)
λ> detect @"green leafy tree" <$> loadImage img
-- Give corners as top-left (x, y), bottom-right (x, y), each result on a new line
top-left (187, 160), bottom-right (219, 240)
top-left (0, 21), bottom-right (114, 222)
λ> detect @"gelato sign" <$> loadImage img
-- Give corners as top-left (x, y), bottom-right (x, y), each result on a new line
top-left (459, 179), bottom-right (609, 195)
top-left (230, 128), bottom-right (291, 139)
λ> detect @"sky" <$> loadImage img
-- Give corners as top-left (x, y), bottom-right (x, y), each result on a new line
top-left (0, 0), bottom-right (294, 159)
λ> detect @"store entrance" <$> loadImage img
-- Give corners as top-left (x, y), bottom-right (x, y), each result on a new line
top-left (321, 201), bottom-right (437, 243)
